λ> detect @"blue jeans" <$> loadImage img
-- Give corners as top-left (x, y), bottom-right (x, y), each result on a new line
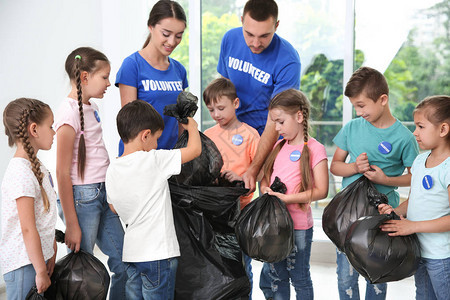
top-left (3, 264), bottom-right (37, 300)
top-left (415, 257), bottom-right (450, 300)
top-left (259, 263), bottom-right (273, 299)
top-left (126, 258), bottom-right (178, 300)
top-left (336, 249), bottom-right (387, 300)
top-left (58, 183), bottom-right (127, 300)
top-left (265, 228), bottom-right (314, 300)
top-left (243, 253), bottom-right (253, 299)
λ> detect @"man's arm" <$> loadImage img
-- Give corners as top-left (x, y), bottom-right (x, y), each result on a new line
top-left (242, 118), bottom-right (278, 192)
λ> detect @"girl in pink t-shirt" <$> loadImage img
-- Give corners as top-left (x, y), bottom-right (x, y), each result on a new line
top-left (260, 89), bottom-right (329, 299)
top-left (1, 98), bottom-right (57, 298)
top-left (54, 47), bottom-right (126, 298)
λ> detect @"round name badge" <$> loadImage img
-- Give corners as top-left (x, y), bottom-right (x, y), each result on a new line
top-left (290, 150), bottom-right (301, 162)
top-left (422, 175), bottom-right (433, 190)
top-left (94, 110), bottom-right (101, 123)
top-left (378, 141), bottom-right (392, 154)
top-left (232, 134), bottom-right (243, 146)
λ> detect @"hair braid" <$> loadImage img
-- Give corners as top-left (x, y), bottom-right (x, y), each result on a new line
top-left (298, 109), bottom-right (312, 211)
top-left (74, 57), bottom-right (86, 181)
top-left (18, 109), bottom-right (50, 211)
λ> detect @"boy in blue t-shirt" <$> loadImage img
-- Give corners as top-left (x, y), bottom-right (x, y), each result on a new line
top-left (330, 66), bottom-right (419, 300)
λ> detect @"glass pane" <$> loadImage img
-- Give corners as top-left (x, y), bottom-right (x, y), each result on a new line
top-left (355, 0), bottom-right (448, 124)
top-left (201, 0), bottom-right (347, 218)
top-left (170, 0), bottom-right (190, 78)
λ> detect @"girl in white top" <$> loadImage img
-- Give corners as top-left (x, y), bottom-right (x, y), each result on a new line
top-left (1, 98), bottom-right (57, 299)
top-left (54, 47), bottom-right (126, 299)
top-left (379, 95), bottom-right (450, 300)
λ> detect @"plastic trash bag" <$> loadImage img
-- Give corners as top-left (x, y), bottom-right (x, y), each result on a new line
top-left (344, 212), bottom-right (421, 284)
top-left (45, 230), bottom-right (110, 300)
top-left (164, 91), bottom-right (224, 186)
top-left (322, 176), bottom-right (388, 251)
top-left (235, 177), bottom-right (294, 263)
top-left (163, 91), bottom-right (198, 124)
top-left (26, 287), bottom-right (47, 300)
top-left (169, 181), bottom-right (250, 300)
top-left (171, 130), bottom-right (224, 186)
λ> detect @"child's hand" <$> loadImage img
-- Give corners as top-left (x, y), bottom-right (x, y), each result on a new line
top-left (35, 271), bottom-right (51, 293)
top-left (181, 117), bottom-right (198, 131)
top-left (354, 152), bottom-right (370, 173)
top-left (378, 203), bottom-right (394, 215)
top-left (266, 188), bottom-right (286, 202)
top-left (379, 216), bottom-right (415, 236)
top-left (221, 170), bottom-right (242, 182)
top-left (65, 224), bottom-right (82, 253)
top-left (364, 165), bottom-right (387, 185)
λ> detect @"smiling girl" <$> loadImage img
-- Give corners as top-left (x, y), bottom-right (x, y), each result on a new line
top-left (54, 47), bottom-right (127, 299)
top-left (115, 0), bottom-right (188, 155)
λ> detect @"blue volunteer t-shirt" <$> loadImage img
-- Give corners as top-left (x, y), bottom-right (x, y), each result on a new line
top-left (115, 52), bottom-right (188, 152)
top-left (333, 117), bottom-right (419, 207)
top-left (217, 27), bottom-right (301, 135)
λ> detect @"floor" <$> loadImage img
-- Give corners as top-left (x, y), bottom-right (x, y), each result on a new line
top-left (0, 223), bottom-right (416, 299)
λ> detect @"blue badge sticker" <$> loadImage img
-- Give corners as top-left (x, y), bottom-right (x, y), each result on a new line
top-left (422, 175), bottom-right (433, 190)
top-left (94, 110), bottom-right (101, 123)
top-left (378, 141), bottom-right (392, 154)
top-left (232, 134), bottom-right (243, 146)
top-left (48, 173), bottom-right (54, 188)
top-left (290, 150), bottom-right (301, 162)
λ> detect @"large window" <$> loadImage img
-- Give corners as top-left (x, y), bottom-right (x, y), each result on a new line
top-left (175, 0), bottom-right (448, 217)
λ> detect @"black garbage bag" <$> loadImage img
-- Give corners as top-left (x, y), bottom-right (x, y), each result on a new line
top-left (344, 212), bottom-right (421, 284)
top-left (26, 287), bottom-right (47, 300)
top-left (322, 176), bottom-right (388, 251)
top-left (235, 177), bottom-right (294, 263)
top-left (45, 230), bottom-right (110, 300)
top-left (163, 91), bottom-right (198, 124)
top-left (169, 181), bottom-right (251, 300)
top-left (171, 130), bottom-right (224, 186)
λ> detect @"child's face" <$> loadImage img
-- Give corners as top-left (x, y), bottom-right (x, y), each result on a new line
top-left (269, 107), bottom-right (303, 144)
top-left (413, 111), bottom-right (441, 150)
top-left (206, 96), bottom-right (239, 128)
top-left (85, 62), bottom-right (111, 100)
top-left (34, 109), bottom-right (55, 151)
top-left (144, 129), bottom-right (163, 151)
top-left (349, 93), bottom-right (386, 125)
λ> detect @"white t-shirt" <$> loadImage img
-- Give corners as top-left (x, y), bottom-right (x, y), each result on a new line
top-left (105, 149), bottom-right (181, 262)
top-left (54, 97), bottom-right (110, 185)
top-left (1, 158), bottom-right (57, 275)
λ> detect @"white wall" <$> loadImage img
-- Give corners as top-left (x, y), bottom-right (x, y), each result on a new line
top-left (0, 0), bottom-right (160, 281)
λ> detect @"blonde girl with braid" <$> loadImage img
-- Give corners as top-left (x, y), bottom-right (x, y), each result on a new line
top-left (1, 98), bottom-right (57, 299)
top-left (54, 47), bottom-right (126, 299)
top-left (259, 89), bottom-right (329, 300)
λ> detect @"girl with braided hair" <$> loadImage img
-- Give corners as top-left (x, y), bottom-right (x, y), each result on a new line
top-left (54, 47), bottom-right (126, 299)
top-left (1, 98), bottom-right (57, 299)
top-left (259, 89), bottom-right (329, 299)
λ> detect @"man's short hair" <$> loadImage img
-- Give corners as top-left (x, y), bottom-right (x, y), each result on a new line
top-left (117, 100), bottom-right (164, 143)
top-left (344, 66), bottom-right (389, 101)
top-left (203, 78), bottom-right (238, 106)
top-left (243, 0), bottom-right (278, 22)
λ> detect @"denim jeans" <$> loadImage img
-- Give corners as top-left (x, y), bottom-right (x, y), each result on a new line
top-left (259, 262), bottom-right (273, 299)
top-left (415, 257), bottom-right (450, 300)
top-left (243, 253), bottom-right (253, 299)
top-left (265, 228), bottom-right (314, 300)
top-left (3, 264), bottom-right (37, 300)
top-left (336, 249), bottom-right (387, 300)
top-left (126, 258), bottom-right (178, 300)
top-left (58, 183), bottom-right (127, 300)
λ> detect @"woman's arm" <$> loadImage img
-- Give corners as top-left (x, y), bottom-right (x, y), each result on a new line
top-left (119, 84), bottom-right (138, 107)
top-left (271, 160), bottom-right (329, 204)
top-left (56, 125), bottom-right (81, 252)
top-left (16, 196), bottom-right (51, 293)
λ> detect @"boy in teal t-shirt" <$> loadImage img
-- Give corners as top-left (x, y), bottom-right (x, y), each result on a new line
top-left (330, 66), bottom-right (419, 300)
